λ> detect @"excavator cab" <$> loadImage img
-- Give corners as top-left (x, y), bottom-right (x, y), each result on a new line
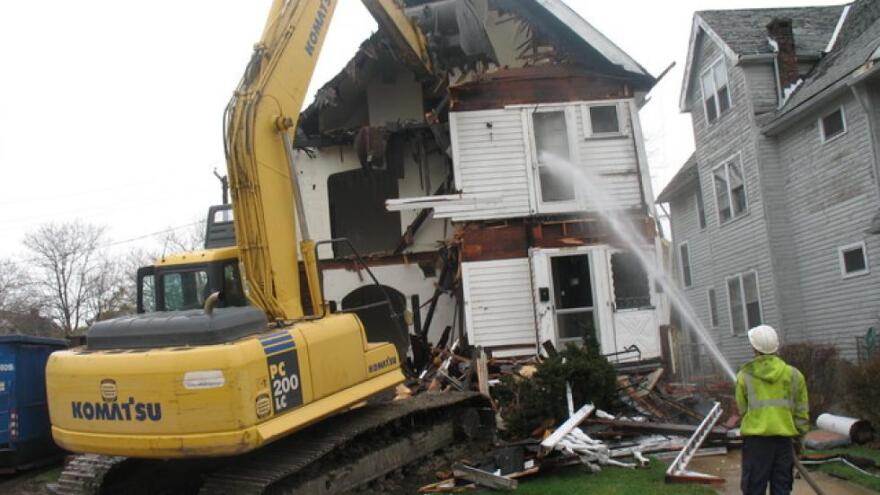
top-left (136, 205), bottom-right (247, 314)
top-left (136, 251), bottom-right (247, 313)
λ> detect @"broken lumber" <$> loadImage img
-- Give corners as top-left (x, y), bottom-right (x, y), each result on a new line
top-left (586, 418), bottom-right (728, 439)
top-left (540, 404), bottom-right (596, 452)
top-left (452, 463), bottom-right (517, 491)
top-left (475, 347), bottom-right (489, 398)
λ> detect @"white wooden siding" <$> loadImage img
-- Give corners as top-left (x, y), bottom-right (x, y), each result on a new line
top-left (430, 102), bottom-right (644, 221)
top-left (462, 259), bottom-right (538, 352)
top-left (441, 109), bottom-right (533, 220)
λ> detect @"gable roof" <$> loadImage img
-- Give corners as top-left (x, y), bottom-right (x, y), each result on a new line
top-left (656, 153), bottom-right (698, 204)
top-left (679, 5), bottom-right (844, 111)
top-left (700, 6), bottom-right (844, 57)
top-left (492, 0), bottom-right (654, 86)
top-left (765, 0), bottom-right (880, 132)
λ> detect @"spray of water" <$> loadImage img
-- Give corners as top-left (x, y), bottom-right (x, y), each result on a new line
top-left (540, 153), bottom-right (737, 382)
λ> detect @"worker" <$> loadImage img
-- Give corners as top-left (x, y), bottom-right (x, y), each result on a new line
top-left (736, 325), bottom-right (810, 495)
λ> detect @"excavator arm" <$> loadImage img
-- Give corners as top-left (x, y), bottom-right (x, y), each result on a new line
top-left (225, 0), bottom-right (432, 321)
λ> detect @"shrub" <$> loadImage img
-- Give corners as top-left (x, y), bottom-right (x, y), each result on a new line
top-left (843, 355), bottom-right (880, 430)
top-left (779, 343), bottom-right (844, 420)
top-left (492, 343), bottom-right (617, 438)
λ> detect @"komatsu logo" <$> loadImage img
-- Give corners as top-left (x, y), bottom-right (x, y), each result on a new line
top-left (71, 398), bottom-right (162, 422)
top-left (368, 356), bottom-right (398, 374)
top-left (304, 0), bottom-right (332, 56)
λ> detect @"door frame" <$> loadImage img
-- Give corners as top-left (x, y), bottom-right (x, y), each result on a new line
top-left (530, 246), bottom-right (614, 353)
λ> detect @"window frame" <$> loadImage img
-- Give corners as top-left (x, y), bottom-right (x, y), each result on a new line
top-left (700, 57), bottom-right (733, 125)
top-left (580, 102), bottom-right (627, 139)
top-left (838, 241), bottom-right (870, 278)
top-left (707, 287), bottom-right (719, 328)
top-left (712, 153), bottom-right (748, 225)
top-left (725, 270), bottom-right (763, 336)
top-left (678, 241), bottom-right (693, 288)
top-left (529, 105), bottom-right (582, 213)
top-left (819, 106), bottom-right (847, 144)
top-left (695, 177), bottom-right (707, 230)
top-left (548, 252), bottom-right (599, 344)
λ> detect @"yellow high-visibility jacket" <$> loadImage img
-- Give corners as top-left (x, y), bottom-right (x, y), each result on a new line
top-left (735, 355), bottom-right (809, 437)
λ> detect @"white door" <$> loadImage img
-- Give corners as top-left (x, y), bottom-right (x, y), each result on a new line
top-left (607, 250), bottom-right (662, 361)
top-left (531, 247), bottom-right (613, 352)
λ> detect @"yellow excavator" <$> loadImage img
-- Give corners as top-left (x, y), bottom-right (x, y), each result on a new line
top-left (45, 1), bottom-right (483, 493)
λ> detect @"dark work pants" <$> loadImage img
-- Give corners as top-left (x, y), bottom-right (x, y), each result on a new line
top-left (742, 436), bottom-right (794, 495)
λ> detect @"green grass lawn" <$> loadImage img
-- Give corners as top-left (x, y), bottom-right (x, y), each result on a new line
top-left (806, 446), bottom-right (880, 493)
top-left (477, 460), bottom-right (715, 495)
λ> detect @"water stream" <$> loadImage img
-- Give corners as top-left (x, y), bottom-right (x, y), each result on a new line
top-left (540, 153), bottom-right (737, 382)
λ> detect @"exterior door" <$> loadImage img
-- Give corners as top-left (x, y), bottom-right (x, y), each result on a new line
top-left (532, 248), bottom-right (603, 351)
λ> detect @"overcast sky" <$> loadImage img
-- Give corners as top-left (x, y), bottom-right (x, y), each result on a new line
top-left (0, 0), bottom-right (846, 259)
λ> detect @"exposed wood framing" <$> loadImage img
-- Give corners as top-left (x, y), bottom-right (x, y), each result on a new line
top-left (450, 66), bottom-right (633, 112)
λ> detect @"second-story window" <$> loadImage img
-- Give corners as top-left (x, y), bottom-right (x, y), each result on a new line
top-left (533, 110), bottom-right (575, 203)
top-left (713, 155), bottom-right (747, 224)
top-left (820, 106), bottom-right (847, 143)
top-left (695, 180), bottom-right (707, 229)
top-left (701, 58), bottom-right (732, 124)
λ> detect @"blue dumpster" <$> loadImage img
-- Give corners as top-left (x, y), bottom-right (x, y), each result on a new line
top-left (0, 335), bottom-right (67, 472)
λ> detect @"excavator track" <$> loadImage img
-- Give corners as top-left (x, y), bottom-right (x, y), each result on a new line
top-left (49, 392), bottom-right (489, 495)
top-left (48, 454), bottom-right (126, 495)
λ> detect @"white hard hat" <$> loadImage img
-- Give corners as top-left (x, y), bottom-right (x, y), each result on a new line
top-left (748, 325), bottom-right (779, 354)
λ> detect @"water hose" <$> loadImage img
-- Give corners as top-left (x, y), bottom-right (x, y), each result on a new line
top-left (793, 447), bottom-right (827, 495)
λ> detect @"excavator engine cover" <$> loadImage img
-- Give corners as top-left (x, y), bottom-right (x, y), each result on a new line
top-left (86, 307), bottom-right (268, 350)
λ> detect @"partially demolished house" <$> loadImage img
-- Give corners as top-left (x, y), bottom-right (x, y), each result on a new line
top-left (658, 0), bottom-right (880, 365)
top-left (293, 0), bottom-right (664, 360)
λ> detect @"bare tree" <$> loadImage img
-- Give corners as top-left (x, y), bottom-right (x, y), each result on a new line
top-left (24, 222), bottom-right (106, 335)
top-left (86, 255), bottom-right (131, 322)
top-left (161, 220), bottom-right (207, 254)
top-left (0, 258), bottom-right (27, 310)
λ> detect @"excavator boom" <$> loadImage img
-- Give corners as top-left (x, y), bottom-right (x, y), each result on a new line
top-left (225, 0), bottom-right (433, 321)
top-left (224, 0), bottom-right (338, 320)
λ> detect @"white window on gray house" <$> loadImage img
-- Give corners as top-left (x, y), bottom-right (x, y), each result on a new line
top-left (679, 242), bottom-right (693, 288)
top-left (701, 58), bottom-right (732, 124)
top-left (695, 180), bottom-right (707, 229)
top-left (727, 271), bottom-right (762, 335)
top-left (839, 241), bottom-right (869, 278)
top-left (819, 106), bottom-right (847, 143)
top-left (707, 287), bottom-right (719, 327)
top-left (713, 156), bottom-right (747, 224)
top-left (533, 110), bottom-right (575, 202)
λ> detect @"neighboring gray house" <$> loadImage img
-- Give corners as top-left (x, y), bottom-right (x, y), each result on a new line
top-left (658, 0), bottom-right (880, 366)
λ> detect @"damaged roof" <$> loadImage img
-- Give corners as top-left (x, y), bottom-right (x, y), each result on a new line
top-left (765, 0), bottom-right (880, 133)
top-left (301, 0), bottom-right (655, 137)
top-left (495, 0), bottom-right (654, 83)
top-left (656, 153), bottom-right (698, 204)
top-left (699, 6), bottom-right (844, 57)
top-left (679, 4), bottom-right (844, 111)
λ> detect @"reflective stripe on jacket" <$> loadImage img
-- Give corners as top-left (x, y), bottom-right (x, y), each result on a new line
top-left (735, 355), bottom-right (809, 437)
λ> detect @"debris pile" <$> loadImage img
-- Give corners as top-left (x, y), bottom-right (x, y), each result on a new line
top-left (394, 339), bottom-right (742, 492)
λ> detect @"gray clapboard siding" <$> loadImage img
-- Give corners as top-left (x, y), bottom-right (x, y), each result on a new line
top-left (672, 34), bottom-right (787, 366)
top-left (741, 62), bottom-right (779, 115)
top-left (775, 94), bottom-right (880, 357)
